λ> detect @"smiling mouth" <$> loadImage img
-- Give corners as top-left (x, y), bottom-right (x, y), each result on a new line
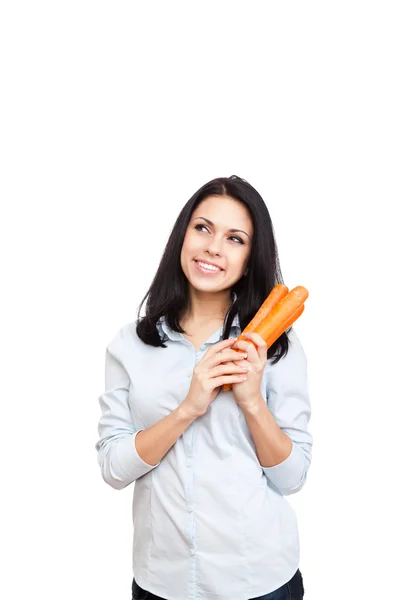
top-left (194, 260), bottom-right (224, 273)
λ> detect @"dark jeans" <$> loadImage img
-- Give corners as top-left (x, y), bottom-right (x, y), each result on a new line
top-left (132, 568), bottom-right (304, 599)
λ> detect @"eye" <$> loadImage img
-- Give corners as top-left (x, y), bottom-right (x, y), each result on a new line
top-left (194, 224), bottom-right (244, 244)
top-left (194, 224), bottom-right (208, 233)
top-left (230, 235), bottom-right (244, 244)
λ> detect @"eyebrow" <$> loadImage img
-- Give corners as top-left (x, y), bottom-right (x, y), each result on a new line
top-left (193, 217), bottom-right (251, 240)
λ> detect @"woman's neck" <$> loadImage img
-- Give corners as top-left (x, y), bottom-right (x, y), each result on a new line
top-left (180, 290), bottom-right (233, 326)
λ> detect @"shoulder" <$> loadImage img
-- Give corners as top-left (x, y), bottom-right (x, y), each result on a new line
top-left (106, 321), bottom-right (142, 358)
top-left (266, 327), bottom-right (308, 376)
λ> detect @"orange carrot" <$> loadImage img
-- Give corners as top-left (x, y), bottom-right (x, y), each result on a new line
top-left (221, 284), bottom-right (288, 391)
top-left (253, 286), bottom-right (308, 345)
top-left (264, 303), bottom-right (304, 348)
top-left (240, 284), bottom-right (288, 334)
top-left (222, 285), bottom-right (308, 392)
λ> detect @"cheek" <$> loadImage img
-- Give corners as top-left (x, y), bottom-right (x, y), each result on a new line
top-left (180, 236), bottom-right (191, 257)
top-left (182, 232), bottom-right (202, 256)
top-left (233, 253), bottom-right (249, 271)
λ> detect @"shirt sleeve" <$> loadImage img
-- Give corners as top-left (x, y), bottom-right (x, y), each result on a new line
top-left (95, 326), bottom-right (160, 490)
top-left (261, 328), bottom-right (313, 496)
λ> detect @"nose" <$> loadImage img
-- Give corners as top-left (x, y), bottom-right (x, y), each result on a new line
top-left (206, 245), bottom-right (221, 257)
top-left (205, 235), bottom-right (223, 256)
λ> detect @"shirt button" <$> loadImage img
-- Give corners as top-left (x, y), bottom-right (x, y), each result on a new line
top-left (186, 505), bottom-right (193, 512)
top-left (189, 548), bottom-right (195, 556)
top-left (200, 344), bottom-right (206, 351)
top-left (186, 460), bottom-right (192, 467)
top-left (186, 371), bottom-right (192, 378)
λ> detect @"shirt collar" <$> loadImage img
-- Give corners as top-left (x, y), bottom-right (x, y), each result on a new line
top-left (157, 292), bottom-right (240, 342)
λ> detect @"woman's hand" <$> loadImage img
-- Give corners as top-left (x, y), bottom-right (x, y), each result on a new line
top-left (230, 332), bottom-right (268, 409)
top-left (180, 337), bottom-right (250, 419)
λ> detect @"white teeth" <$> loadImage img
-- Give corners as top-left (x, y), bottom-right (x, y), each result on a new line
top-left (197, 261), bottom-right (220, 272)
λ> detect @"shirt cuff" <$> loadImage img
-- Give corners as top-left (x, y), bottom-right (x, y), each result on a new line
top-left (261, 440), bottom-right (306, 494)
top-left (115, 430), bottom-right (160, 482)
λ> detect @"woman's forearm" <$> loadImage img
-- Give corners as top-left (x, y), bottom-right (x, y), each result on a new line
top-left (241, 394), bottom-right (292, 467)
top-left (135, 403), bottom-right (198, 466)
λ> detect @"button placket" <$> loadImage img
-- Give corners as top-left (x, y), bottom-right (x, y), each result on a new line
top-left (183, 405), bottom-right (196, 550)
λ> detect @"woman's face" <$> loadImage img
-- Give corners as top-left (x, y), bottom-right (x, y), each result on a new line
top-left (180, 195), bottom-right (253, 294)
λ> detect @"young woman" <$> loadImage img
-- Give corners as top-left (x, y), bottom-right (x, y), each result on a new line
top-left (95, 175), bottom-right (312, 600)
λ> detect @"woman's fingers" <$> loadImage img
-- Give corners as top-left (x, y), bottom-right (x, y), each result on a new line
top-left (241, 331), bottom-right (268, 363)
top-left (210, 362), bottom-right (250, 377)
top-left (230, 338), bottom-right (267, 368)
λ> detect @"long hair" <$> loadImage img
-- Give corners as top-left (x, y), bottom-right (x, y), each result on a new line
top-left (136, 175), bottom-right (290, 365)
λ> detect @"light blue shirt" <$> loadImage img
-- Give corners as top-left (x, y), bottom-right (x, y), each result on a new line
top-left (95, 300), bottom-right (313, 600)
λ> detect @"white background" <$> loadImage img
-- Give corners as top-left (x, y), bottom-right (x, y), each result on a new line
top-left (1, 2), bottom-right (399, 599)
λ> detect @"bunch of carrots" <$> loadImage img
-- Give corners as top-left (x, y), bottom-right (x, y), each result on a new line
top-left (222, 284), bottom-right (309, 392)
